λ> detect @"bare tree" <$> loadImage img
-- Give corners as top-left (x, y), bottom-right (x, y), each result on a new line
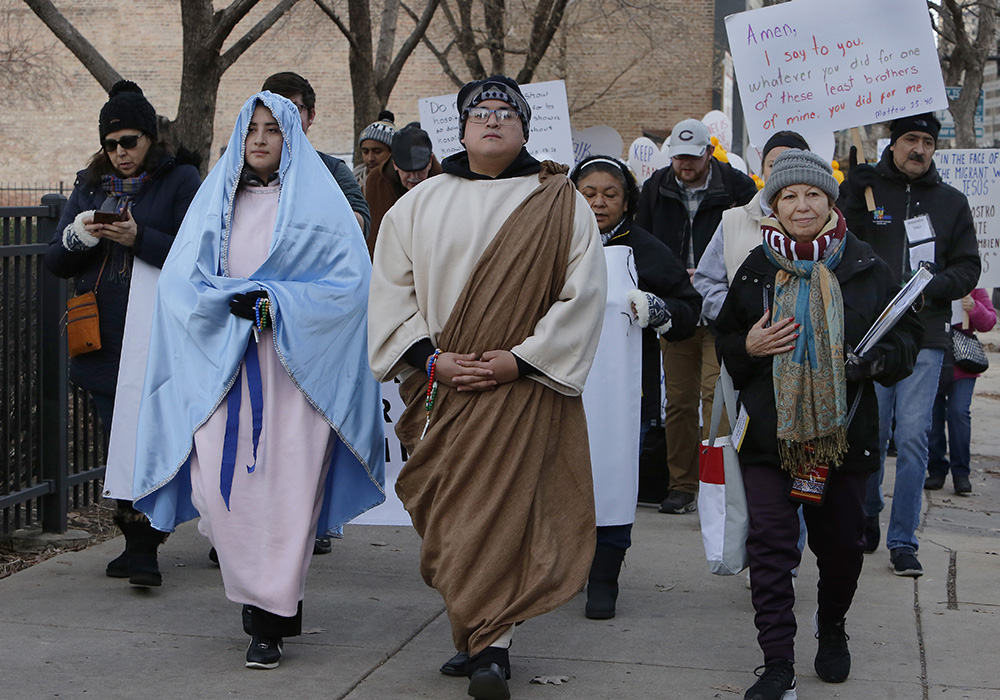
top-left (0, 0), bottom-right (66, 103)
top-left (929, 0), bottom-right (999, 147)
top-left (414, 0), bottom-right (567, 87)
top-left (312, 0), bottom-right (440, 159)
top-left (22, 0), bottom-right (302, 172)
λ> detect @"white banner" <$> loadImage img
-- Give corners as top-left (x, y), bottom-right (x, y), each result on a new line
top-left (418, 79), bottom-right (575, 166)
top-left (726, 0), bottom-right (947, 148)
top-left (933, 149), bottom-right (1000, 287)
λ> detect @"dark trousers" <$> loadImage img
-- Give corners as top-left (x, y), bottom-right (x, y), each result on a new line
top-left (596, 523), bottom-right (632, 551)
top-left (242, 601), bottom-right (303, 638)
top-left (743, 462), bottom-right (867, 664)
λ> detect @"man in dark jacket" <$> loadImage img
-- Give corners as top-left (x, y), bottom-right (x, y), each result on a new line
top-left (634, 118), bottom-right (757, 515)
top-left (840, 113), bottom-right (981, 577)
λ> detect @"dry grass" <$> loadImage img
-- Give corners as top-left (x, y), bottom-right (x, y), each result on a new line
top-left (0, 501), bottom-right (119, 580)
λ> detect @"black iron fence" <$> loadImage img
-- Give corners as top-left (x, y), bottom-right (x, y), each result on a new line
top-left (1, 194), bottom-right (106, 536)
top-left (0, 183), bottom-right (71, 207)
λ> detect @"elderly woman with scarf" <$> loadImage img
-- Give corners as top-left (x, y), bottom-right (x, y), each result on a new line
top-left (570, 155), bottom-right (701, 619)
top-left (130, 92), bottom-right (385, 670)
top-left (714, 150), bottom-right (921, 700)
top-left (44, 80), bottom-right (200, 587)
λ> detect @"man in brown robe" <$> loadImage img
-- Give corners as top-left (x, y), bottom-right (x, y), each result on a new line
top-left (368, 75), bottom-right (607, 700)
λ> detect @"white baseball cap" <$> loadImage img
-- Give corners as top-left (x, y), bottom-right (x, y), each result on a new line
top-left (667, 119), bottom-right (711, 158)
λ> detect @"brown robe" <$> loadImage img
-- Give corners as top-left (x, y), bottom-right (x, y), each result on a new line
top-left (365, 156), bottom-right (442, 259)
top-left (394, 164), bottom-right (596, 656)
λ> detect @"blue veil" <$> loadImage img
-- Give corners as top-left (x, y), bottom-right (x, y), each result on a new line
top-left (132, 92), bottom-right (385, 534)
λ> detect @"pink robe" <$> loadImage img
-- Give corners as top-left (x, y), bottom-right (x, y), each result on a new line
top-left (188, 183), bottom-right (335, 617)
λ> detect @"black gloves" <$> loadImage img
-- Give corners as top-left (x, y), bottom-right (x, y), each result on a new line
top-left (846, 146), bottom-right (877, 192)
top-left (845, 347), bottom-right (884, 382)
top-left (229, 290), bottom-right (269, 321)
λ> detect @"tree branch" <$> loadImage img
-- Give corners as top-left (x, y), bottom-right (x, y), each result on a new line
top-left (212, 0), bottom-right (261, 47)
top-left (312, 0), bottom-right (359, 50)
top-left (516, 0), bottom-right (568, 85)
top-left (379, 0), bottom-right (441, 97)
top-left (220, 0), bottom-right (301, 71)
top-left (21, 0), bottom-right (122, 89)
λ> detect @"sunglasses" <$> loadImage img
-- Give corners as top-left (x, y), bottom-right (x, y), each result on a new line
top-left (466, 107), bottom-right (519, 125)
top-left (103, 134), bottom-right (143, 152)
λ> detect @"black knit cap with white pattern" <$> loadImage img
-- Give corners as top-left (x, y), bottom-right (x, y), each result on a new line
top-left (457, 75), bottom-right (532, 141)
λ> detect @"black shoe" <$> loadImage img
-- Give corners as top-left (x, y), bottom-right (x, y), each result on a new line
top-left (440, 651), bottom-right (469, 676)
top-left (467, 647), bottom-right (511, 700)
top-left (744, 660), bottom-right (797, 700)
top-left (924, 473), bottom-right (946, 490)
top-left (863, 515), bottom-right (880, 553)
top-left (106, 549), bottom-right (129, 578)
top-left (586, 545), bottom-right (625, 619)
top-left (954, 474), bottom-right (972, 494)
top-left (313, 536), bottom-right (332, 555)
top-left (659, 490), bottom-right (696, 514)
top-left (128, 552), bottom-right (162, 587)
top-left (814, 614), bottom-right (850, 683)
top-left (890, 548), bottom-right (923, 577)
top-left (245, 635), bottom-right (283, 669)
top-left (208, 547), bottom-right (219, 564)
top-left (467, 663), bottom-right (510, 700)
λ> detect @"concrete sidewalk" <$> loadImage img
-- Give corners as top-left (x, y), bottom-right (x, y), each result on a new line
top-left (2, 353), bottom-right (998, 700)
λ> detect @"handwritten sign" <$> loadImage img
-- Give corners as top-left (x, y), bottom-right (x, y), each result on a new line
top-left (725, 0), bottom-right (946, 148)
top-left (571, 126), bottom-right (624, 165)
top-left (627, 137), bottom-right (670, 187)
top-left (702, 110), bottom-right (733, 152)
top-left (934, 149), bottom-right (1000, 287)
top-left (418, 79), bottom-right (574, 166)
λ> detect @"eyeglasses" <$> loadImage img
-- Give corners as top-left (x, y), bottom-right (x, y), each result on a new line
top-left (103, 134), bottom-right (143, 152)
top-left (466, 107), bottom-right (519, 125)
top-left (292, 102), bottom-right (309, 114)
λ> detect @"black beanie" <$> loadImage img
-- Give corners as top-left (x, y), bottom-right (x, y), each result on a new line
top-left (761, 131), bottom-right (811, 161)
top-left (457, 75), bottom-right (531, 142)
top-left (889, 113), bottom-right (941, 145)
top-left (99, 80), bottom-right (158, 143)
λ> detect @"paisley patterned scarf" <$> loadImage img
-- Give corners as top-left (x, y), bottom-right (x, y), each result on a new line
top-left (761, 210), bottom-right (849, 473)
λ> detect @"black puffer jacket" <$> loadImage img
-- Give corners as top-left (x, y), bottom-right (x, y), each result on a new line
top-left (839, 147), bottom-right (981, 350)
top-left (715, 232), bottom-right (923, 473)
top-left (44, 154), bottom-right (201, 396)
top-left (634, 159), bottom-right (757, 268)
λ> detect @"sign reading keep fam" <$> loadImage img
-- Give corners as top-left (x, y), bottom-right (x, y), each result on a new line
top-left (725, 0), bottom-right (947, 148)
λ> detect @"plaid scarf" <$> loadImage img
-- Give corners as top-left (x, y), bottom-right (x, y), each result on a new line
top-left (99, 172), bottom-right (150, 285)
top-left (761, 210), bottom-right (849, 473)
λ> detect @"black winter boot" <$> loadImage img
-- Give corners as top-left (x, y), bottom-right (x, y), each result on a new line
top-left (116, 509), bottom-right (167, 587)
top-left (585, 545), bottom-right (626, 619)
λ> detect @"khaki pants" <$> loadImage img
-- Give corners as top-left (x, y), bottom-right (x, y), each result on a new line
top-left (660, 326), bottom-right (729, 494)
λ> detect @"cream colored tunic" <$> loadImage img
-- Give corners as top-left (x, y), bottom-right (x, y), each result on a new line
top-left (368, 172), bottom-right (606, 395)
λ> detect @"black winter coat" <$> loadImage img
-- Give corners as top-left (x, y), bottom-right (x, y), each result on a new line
top-left (44, 155), bottom-right (201, 396)
top-left (714, 232), bottom-right (923, 474)
top-left (607, 222), bottom-right (702, 417)
top-left (634, 159), bottom-right (757, 268)
top-left (838, 147), bottom-right (981, 350)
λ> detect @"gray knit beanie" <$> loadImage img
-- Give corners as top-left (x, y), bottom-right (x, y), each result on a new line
top-left (358, 110), bottom-right (397, 149)
top-left (762, 149), bottom-right (839, 207)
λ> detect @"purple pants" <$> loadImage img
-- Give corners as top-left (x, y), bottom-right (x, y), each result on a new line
top-left (743, 462), bottom-right (867, 664)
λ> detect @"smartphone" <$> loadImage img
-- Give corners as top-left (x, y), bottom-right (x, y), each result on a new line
top-left (93, 210), bottom-right (127, 224)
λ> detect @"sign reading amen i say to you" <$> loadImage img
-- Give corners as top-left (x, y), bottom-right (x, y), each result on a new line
top-left (725, 0), bottom-right (947, 148)
top-left (418, 80), bottom-right (574, 166)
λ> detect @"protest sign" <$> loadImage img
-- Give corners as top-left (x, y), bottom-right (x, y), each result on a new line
top-left (627, 137), bottom-right (670, 186)
top-left (572, 126), bottom-right (624, 164)
top-left (352, 380), bottom-right (412, 526)
top-left (725, 0), bottom-right (946, 149)
top-left (418, 79), bottom-right (574, 165)
top-left (933, 149), bottom-right (1000, 287)
top-left (703, 110), bottom-right (733, 152)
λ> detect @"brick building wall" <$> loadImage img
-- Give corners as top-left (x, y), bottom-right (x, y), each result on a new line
top-left (2, 0), bottom-right (715, 185)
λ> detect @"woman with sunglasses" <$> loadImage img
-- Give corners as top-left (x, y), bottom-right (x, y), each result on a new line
top-left (44, 80), bottom-right (201, 587)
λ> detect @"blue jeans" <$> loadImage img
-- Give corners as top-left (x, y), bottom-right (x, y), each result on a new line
top-left (928, 377), bottom-right (976, 479)
top-left (865, 348), bottom-right (944, 553)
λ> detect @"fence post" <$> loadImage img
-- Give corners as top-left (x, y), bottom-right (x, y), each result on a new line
top-left (38, 193), bottom-right (69, 534)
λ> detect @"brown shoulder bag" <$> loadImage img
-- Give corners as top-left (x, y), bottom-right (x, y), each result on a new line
top-left (66, 251), bottom-right (109, 357)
